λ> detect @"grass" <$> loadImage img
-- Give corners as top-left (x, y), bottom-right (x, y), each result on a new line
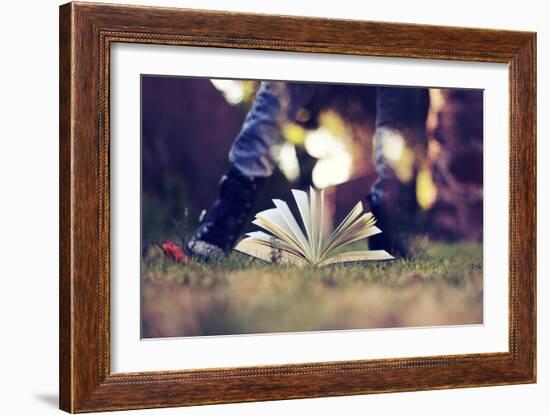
top-left (141, 240), bottom-right (483, 338)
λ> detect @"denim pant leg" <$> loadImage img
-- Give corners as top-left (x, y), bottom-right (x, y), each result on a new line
top-left (370, 86), bottom-right (430, 206)
top-left (229, 82), bottom-right (290, 178)
top-left (229, 81), bottom-right (315, 178)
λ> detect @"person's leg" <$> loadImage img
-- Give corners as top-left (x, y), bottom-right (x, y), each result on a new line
top-left (228, 82), bottom-right (290, 178)
top-left (185, 81), bottom-right (314, 259)
top-left (368, 86), bottom-right (430, 257)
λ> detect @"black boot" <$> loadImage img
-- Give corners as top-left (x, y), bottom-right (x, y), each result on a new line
top-left (366, 193), bottom-right (411, 258)
top-left (185, 167), bottom-right (265, 259)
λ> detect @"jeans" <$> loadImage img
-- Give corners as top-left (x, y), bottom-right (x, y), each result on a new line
top-left (229, 81), bottom-right (315, 177)
top-left (228, 81), bottom-right (429, 204)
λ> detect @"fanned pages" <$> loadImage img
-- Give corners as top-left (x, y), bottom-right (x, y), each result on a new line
top-left (234, 188), bottom-right (394, 266)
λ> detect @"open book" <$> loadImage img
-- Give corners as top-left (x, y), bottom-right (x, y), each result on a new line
top-left (234, 188), bottom-right (393, 266)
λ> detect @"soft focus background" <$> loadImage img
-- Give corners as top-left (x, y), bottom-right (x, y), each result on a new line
top-left (141, 76), bottom-right (484, 337)
top-left (142, 77), bottom-right (483, 244)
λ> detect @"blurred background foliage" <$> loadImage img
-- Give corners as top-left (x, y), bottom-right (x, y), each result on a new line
top-left (141, 76), bottom-right (483, 245)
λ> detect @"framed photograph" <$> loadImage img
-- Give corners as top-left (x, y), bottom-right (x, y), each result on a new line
top-left (59, 2), bottom-right (536, 412)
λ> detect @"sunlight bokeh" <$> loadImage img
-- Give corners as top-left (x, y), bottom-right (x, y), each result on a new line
top-left (210, 79), bottom-right (245, 105)
top-left (273, 142), bottom-right (300, 182)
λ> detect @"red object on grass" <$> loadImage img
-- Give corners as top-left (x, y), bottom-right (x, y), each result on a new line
top-left (160, 240), bottom-right (189, 263)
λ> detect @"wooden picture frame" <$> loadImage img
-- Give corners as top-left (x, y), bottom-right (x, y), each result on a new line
top-left (59, 2), bottom-right (536, 412)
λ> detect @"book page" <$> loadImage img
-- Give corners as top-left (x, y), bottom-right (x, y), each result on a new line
top-left (322, 202), bottom-right (364, 255)
top-left (309, 187), bottom-right (318, 260)
top-left (322, 213), bottom-right (378, 257)
top-left (254, 209), bottom-right (306, 255)
top-left (323, 222), bottom-right (381, 257)
top-left (319, 249), bottom-right (394, 266)
top-left (272, 199), bottom-right (312, 259)
top-left (241, 231), bottom-right (306, 258)
top-left (317, 189), bottom-right (325, 257)
top-left (234, 238), bottom-right (308, 266)
top-left (292, 189), bottom-right (314, 253)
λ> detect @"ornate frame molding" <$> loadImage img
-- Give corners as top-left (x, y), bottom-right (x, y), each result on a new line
top-left (60, 2), bottom-right (536, 412)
